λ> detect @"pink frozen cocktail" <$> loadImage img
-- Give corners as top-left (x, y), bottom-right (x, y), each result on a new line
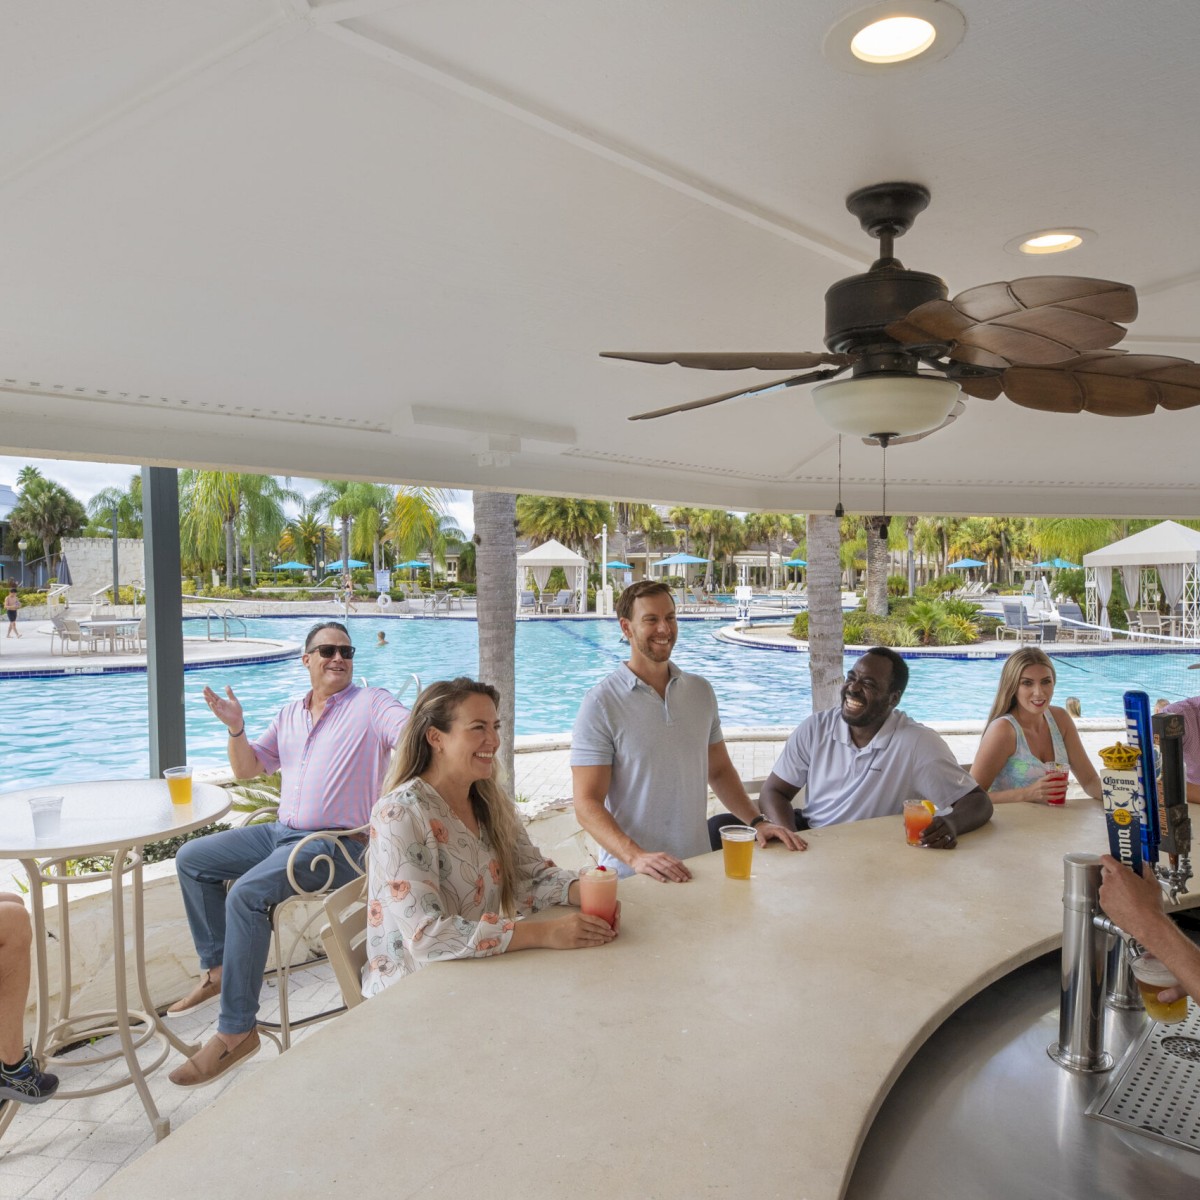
top-left (578, 866), bottom-right (618, 928)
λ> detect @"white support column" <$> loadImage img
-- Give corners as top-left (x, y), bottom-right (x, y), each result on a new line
top-left (1085, 567), bottom-right (1096, 626)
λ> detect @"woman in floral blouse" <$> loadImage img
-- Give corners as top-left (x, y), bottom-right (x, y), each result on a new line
top-left (363, 677), bottom-right (618, 996)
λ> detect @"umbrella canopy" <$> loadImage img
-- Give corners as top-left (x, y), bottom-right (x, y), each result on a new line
top-left (947, 557), bottom-right (987, 569)
top-left (604, 560), bottom-right (632, 570)
top-left (653, 552), bottom-right (710, 569)
top-left (783, 558), bottom-right (807, 567)
top-left (276, 561), bottom-right (311, 570)
top-left (325, 558), bottom-right (368, 570)
top-left (396, 560), bottom-right (431, 570)
top-left (1041, 556), bottom-right (1080, 569)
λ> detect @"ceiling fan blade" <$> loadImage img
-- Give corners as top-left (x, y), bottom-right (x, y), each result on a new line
top-left (887, 278), bottom-right (1137, 368)
top-left (1000, 351), bottom-right (1200, 416)
top-left (602, 351), bottom-right (852, 371)
top-left (627, 366), bottom-right (848, 421)
top-left (861, 399), bottom-right (966, 446)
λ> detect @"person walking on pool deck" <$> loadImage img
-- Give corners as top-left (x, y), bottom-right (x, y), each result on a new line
top-left (168, 621), bottom-right (409, 1087)
top-left (571, 579), bottom-right (804, 880)
top-left (3, 582), bottom-right (20, 639)
top-left (0, 894), bottom-right (58, 1106)
top-left (758, 647), bottom-right (993, 848)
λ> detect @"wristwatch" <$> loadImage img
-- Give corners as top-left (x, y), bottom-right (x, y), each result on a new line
top-left (749, 814), bottom-right (769, 827)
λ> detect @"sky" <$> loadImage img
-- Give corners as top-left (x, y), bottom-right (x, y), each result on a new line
top-left (0, 454), bottom-right (476, 536)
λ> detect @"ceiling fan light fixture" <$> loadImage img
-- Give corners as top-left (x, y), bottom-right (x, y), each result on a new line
top-left (811, 374), bottom-right (960, 439)
top-left (1004, 227), bottom-right (1093, 256)
top-left (851, 16), bottom-right (935, 62)
top-left (825, 2), bottom-right (965, 74)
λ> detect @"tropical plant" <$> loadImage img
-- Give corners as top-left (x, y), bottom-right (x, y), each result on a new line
top-left (389, 487), bottom-right (466, 570)
top-left (280, 506), bottom-right (333, 570)
top-left (86, 473), bottom-right (143, 538)
top-left (609, 501), bottom-right (659, 570)
top-left (744, 511), bottom-right (801, 590)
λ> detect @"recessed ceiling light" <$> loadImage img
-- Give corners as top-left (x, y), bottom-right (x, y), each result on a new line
top-left (824, 2), bottom-right (966, 74)
top-left (1004, 228), bottom-right (1094, 256)
top-left (851, 17), bottom-right (936, 63)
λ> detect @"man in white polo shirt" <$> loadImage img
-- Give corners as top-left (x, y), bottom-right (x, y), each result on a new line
top-left (572, 580), bottom-right (805, 880)
top-left (760, 647), bottom-right (992, 848)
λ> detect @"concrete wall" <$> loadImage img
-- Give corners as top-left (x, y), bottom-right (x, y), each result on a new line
top-left (60, 536), bottom-right (145, 603)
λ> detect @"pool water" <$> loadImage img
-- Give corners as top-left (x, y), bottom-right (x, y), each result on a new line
top-left (1, 616), bottom-right (1195, 792)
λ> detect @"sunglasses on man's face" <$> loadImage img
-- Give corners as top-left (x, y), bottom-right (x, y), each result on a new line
top-left (308, 644), bottom-right (355, 659)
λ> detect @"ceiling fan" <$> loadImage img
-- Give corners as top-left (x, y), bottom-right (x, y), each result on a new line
top-left (603, 182), bottom-right (1200, 445)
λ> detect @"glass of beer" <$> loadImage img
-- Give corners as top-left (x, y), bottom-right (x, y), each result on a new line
top-left (720, 825), bottom-right (756, 879)
top-left (903, 799), bottom-right (936, 846)
top-left (578, 865), bottom-right (618, 928)
top-left (163, 765), bottom-right (194, 806)
top-left (1044, 762), bottom-right (1069, 806)
top-left (1131, 955), bottom-right (1188, 1024)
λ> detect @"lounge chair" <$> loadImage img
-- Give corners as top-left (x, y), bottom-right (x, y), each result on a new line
top-left (545, 589), bottom-right (574, 614)
top-left (687, 588), bottom-right (721, 611)
top-left (1057, 601), bottom-right (1100, 643)
top-left (423, 590), bottom-right (451, 615)
top-left (1137, 609), bottom-right (1164, 638)
top-left (518, 590), bottom-right (537, 614)
top-left (997, 601), bottom-right (1037, 642)
top-left (1123, 609), bottom-right (1141, 640)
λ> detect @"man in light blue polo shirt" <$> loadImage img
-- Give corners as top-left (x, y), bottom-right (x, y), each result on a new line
top-left (572, 580), bottom-right (805, 880)
top-left (760, 647), bottom-right (992, 849)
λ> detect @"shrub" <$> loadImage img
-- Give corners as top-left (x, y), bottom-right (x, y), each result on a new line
top-left (935, 614), bottom-right (979, 645)
top-left (790, 612), bottom-right (809, 639)
top-left (887, 574), bottom-right (909, 597)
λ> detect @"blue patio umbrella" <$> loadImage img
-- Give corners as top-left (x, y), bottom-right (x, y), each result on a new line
top-left (783, 558), bottom-right (807, 567)
top-left (396, 560), bottom-right (431, 570)
top-left (604, 561), bottom-right (633, 570)
top-left (325, 558), bottom-right (368, 571)
top-left (652, 553), bottom-right (710, 569)
top-left (1044, 556), bottom-right (1079, 569)
top-left (947, 557), bottom-right (987, 569)
top-left (276, 561), bottom-right (311, 570)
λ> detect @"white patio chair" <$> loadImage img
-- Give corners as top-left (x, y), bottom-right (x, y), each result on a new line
top-left (319, 876), bottom-right (369, 1012)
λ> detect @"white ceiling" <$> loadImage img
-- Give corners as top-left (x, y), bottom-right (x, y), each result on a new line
top-left (2, 0), bottom-right (1199, 516)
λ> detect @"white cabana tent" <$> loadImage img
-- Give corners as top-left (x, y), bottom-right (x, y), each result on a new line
top-left (516, 540), bottom-right (587, 614)
top-left (1082, 520), bottom-right (1200, 641)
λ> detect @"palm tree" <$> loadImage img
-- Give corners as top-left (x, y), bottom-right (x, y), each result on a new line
top-left (691, 508), bottom-right (740, 590)
top-left (745, 512), bottom-right (801, 590)
top-left (474, 490), bottom-right (517, 783)
top-left (388, 487), bottom-right (465, 573)
top-left (667, 506), bottom-right (703, 557)
top-left (806, 514), bottom-right (844, 710)
top-left (516, 496), bottom-right (610, 557)
top-left (239, 475), bottom-right (300, 587)
top-left (865, 516), bottom-right (891, 617)
top-left (280, 507), bottom-right (332, 571)
top-left (9, 471), bottom-right (87, 577)
top-left (180, 471), bottom-right (243, 587)
top-left (609, 501), bottom-right (658, 572)
top-left (87, 474), bottom-right (143, 538)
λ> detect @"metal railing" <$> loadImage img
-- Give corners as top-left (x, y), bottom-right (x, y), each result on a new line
top-left (203, 607), bottom-right (248, 641)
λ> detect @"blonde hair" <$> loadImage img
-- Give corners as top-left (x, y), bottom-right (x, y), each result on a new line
top-left (986, 647), bottom-right (1056, 728)
top-left (380, 678), bottom-right (524, 915)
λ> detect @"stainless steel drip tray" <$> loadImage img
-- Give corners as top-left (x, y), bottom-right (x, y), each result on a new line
top-left (847, 953), bottom-right (1200, 1200)
top-left (1089, 1007), bottom-right (1200, 1153)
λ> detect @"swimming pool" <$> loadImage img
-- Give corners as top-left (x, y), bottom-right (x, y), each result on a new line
top-left (2, 616), bottom-right (1195, 792)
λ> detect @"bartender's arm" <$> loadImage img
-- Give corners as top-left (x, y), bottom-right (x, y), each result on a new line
top-left (572, 765), bottom-right (692, 882)
top-left (1099, 856), bottom-right (1200, 1006)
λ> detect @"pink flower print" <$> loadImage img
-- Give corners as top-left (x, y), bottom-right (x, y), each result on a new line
top-left (472, 875), bottom-right (485, 906)
top-left (388, 879), bottom-right (411, 902)
top-left (502, 921), bottom-right (515, 933)
top-left (480, 912), bottom-right (500, 925)
top-left (477, 938), bottom-right (500, 952)
top-left (369, 824), bottom-right (377, 839)
top-left (487, 859), bottom-right (501, 884)
top-left (367, 900), bottom-right (383, 927)
top-left (429, 819), bottom-right (449, 845)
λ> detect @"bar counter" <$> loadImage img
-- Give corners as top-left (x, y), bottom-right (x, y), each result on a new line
top-left (104, 799), bottom-right (1138, 1198)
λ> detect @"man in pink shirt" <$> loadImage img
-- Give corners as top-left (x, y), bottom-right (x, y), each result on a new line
top-left (167, 622), bottom-right (408, 1087)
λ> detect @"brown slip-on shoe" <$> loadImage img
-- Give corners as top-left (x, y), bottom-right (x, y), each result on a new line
top-left (168, 1031), bottom-right (260, 1088)
top-left (165, 971), bottom-right (221, 1018)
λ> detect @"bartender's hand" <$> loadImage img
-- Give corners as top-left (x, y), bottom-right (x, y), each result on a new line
top-left (1098, 855), bottom-right (1168, 943)
top-left (630, 849), bottom-right (692, 882)
top-left (920, 815), bottom-right (958, 850)
top-left (756, 821), bottom-right (808, 851)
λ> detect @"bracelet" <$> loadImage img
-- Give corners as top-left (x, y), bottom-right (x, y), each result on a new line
top-left (228, 727), bottom-right (245, 739)
top-left (749, 813), bottom-right (769, 827)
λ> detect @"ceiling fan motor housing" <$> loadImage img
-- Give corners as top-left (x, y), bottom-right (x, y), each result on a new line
top-left (824, 266), bottom-right (947, 355)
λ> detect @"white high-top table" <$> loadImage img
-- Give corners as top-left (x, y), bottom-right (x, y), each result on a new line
top-left (0, 780), bottom-right (230, 1142)
top-left (101, 800), bottom-right (1152, 1197)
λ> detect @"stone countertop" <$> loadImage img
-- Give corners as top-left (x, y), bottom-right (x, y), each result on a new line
top-left (101, 800), bottom-right (1148, 1200)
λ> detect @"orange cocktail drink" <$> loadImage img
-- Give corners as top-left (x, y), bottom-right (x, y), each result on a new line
top-left (578, 866), bottom-right (618, 927)
top-left (720, 825), bottom-right (756, 878)
top-left (903, 799), bottom-right (936, 846)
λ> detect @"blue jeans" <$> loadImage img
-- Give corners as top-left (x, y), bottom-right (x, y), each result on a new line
top-left (174, 823), bottom-right (365, 1035)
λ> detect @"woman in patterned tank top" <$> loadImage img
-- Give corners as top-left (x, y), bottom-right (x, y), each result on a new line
top-left (970, 647), bottom-right (1102, 805)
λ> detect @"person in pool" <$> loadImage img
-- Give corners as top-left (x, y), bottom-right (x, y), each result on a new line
top-left (970, 647), bottom-right (1101, 805)
top-left (362, 677), bottom-right (617, 997)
